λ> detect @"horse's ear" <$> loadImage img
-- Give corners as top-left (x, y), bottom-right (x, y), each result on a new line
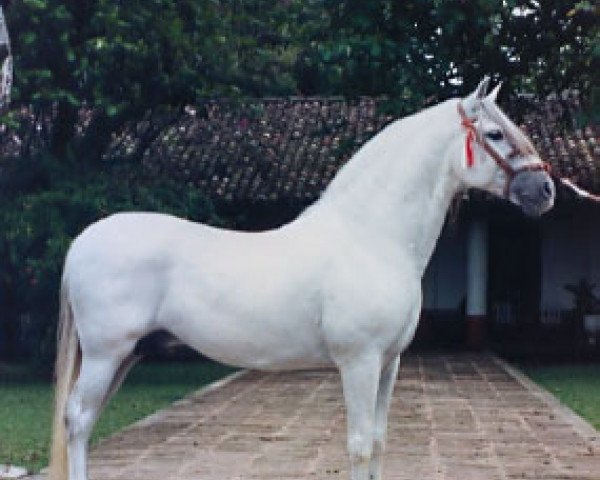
top-left (474, 76), bottom-right (491, 100)
top-left (462, 76), bottom-right (490, 117)
top-left (487, 82), bottom-right (502, 103)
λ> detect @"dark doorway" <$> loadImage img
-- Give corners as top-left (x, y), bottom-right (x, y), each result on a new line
top-left (488, 210), bottom-right (542, 328)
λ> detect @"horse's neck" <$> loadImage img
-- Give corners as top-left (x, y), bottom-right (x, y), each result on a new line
top-left (309, 99), bottom-right (461, 275)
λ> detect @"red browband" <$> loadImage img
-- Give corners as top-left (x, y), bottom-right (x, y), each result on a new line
top-left (462, 118), bottom-right (476, 168)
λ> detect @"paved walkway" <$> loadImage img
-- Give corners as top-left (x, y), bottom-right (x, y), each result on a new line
top-left (58, 354), bottom-right (600, 479)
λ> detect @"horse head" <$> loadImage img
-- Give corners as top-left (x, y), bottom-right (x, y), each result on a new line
top-left (453, 77), bottom-right (555, 217)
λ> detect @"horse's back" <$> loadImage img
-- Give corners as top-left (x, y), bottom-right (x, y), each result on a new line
top-left (65, 211), bottom-right (245, 272)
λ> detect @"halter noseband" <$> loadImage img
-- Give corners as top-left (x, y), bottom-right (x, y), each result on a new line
top-left (457, 102), bottom-right (551, 198)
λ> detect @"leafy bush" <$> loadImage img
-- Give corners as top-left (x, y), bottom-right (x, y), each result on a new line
top-left (0, 157), bottom-right (224, 367)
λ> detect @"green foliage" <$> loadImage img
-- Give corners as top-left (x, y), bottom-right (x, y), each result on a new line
top-left (4, 0), bottom-right (598, 136)
top-left (5, 0), bottom-right (314, 155)
top-left (295, 0), bottom-right (599, 115)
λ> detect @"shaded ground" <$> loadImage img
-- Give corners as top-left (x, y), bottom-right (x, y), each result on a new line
top-left (32, 353), bottom-right (600, 480)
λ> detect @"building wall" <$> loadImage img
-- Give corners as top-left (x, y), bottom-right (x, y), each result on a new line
top-left (422, 224), bottom-right (467, 311)
top-left (421, 205), bottom-right (600, 322)
top-left (541, 207), bottom-right (600, 310)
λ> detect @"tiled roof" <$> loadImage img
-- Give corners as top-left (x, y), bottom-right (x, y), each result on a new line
top-left (517, 93), bottom-right (600, 194)
top-left (126, 95), bottom-right (600, 201)
top-left (130, 98), bottom-right (393, 202)
top-left (2, 96), bottom-right (598, 200)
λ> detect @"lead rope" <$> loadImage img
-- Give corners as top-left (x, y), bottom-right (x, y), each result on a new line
top-left (557, 177), bottom-right (600, 203)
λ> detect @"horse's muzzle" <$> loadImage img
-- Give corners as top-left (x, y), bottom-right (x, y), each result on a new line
top-left (509, 170), bottom-right (555, 217)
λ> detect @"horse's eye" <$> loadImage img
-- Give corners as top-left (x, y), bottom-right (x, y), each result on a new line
top-left (486, 129), bottom-right (504, 141)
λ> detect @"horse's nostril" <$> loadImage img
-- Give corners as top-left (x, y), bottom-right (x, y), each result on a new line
top-left (542, 181), bottom-right (553, 198)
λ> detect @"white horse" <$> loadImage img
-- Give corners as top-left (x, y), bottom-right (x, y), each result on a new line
top-left (49, 78), bottom-right (555, 480)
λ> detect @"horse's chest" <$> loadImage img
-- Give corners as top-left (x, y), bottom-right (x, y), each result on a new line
top-left (320, 261), bottom-right (421, 354)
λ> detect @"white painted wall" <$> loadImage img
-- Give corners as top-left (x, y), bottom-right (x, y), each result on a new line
top-left (541, 208), bottom-right (600, 310)
top-left (422, 224), bottom-right (467, 311)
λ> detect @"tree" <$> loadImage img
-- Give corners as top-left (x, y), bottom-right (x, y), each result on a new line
top-left (5, 0), bottom-right (598, 129)
top-left (294, 0), bottom-right (599, 115)
top-left (5, 0), bottom-right (318, 158)
top-left (499, 2), bottom-right (598, 106)
top-left (6, 0), bottom-right (213, 156)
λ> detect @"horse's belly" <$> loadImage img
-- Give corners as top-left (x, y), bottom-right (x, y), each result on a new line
top-left (160, 290), bottom-right (332, 370)
top-left (170, 317), bottom-right (332, 370)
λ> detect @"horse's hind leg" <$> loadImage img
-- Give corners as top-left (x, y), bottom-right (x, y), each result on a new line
top-left (66, 350), bottom-right (132, 480)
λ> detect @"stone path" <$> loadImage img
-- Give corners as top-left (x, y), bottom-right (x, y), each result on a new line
top-left (49, 354), bottom-right (600, 479)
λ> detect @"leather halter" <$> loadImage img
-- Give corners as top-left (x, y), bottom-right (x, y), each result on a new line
top-left (457, 102), bottom-right (551, 198)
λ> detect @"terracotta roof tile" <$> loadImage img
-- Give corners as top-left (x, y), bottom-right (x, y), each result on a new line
top-left (2, 96), bottom-right (598, 200)
top-left (130, 98), bottom-right (394, 202)
top-left (514, 92), bottom-right (600, 193)
top-left (129, 96), bottom-right (599, 201)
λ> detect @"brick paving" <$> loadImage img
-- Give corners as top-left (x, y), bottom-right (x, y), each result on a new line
top-left (43, 353), bottom-right (600, 479)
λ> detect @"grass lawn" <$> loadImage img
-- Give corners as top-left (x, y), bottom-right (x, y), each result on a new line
top-left (0, 360), bottom-right (235, 472)
top-left (523, 364), bottom-right (600, 431)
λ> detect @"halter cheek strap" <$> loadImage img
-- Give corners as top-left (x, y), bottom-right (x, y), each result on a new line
top-left (457, 102), bottom-right (551, 198)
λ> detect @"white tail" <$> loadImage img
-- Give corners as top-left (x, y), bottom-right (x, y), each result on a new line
top-left (48, 282), bottom-right (81, 480)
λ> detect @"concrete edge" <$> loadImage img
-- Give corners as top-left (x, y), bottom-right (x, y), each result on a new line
top-left (31, 368), bottom-right (249, 478)
top-left (490, 353), bottom-right (599, 444)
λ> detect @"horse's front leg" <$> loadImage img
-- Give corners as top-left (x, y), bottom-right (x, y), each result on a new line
top-left (339, 352), bottom-right (381, 480)
top-left (369, 355), bottom-right (400, 480)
